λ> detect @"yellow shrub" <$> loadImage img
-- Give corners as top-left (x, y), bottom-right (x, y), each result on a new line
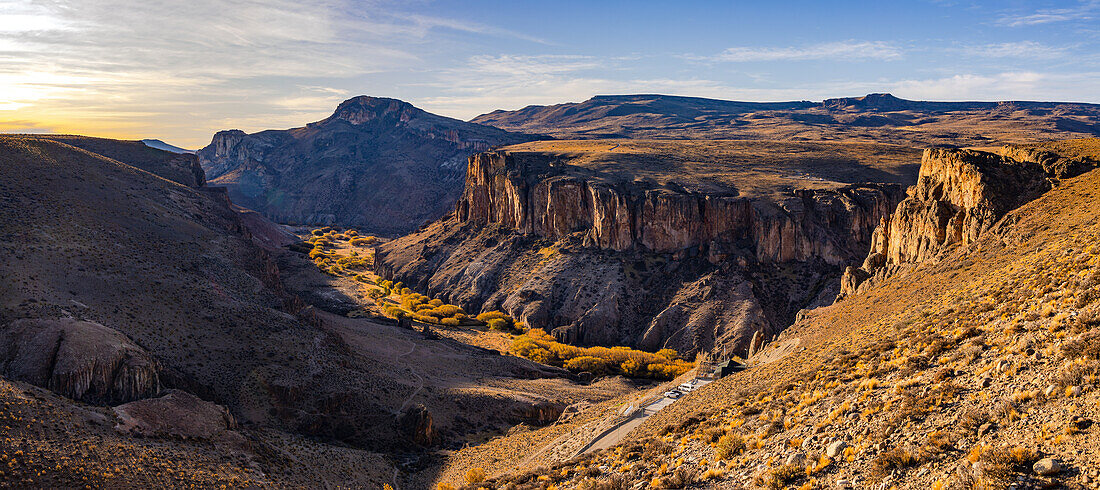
top-left (465, 468), bottom-right (486, 485)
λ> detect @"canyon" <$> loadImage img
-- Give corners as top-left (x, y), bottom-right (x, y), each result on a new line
top-left (0, 135), bottom-right (636, 488)
top-left (376, 140), bottom-right (918, 356)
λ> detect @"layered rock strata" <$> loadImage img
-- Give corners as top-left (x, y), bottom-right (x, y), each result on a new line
top-left (456, 151), bottom-right (901, 264)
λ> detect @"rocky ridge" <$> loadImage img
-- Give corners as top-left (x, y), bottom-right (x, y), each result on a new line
top-left (458, 150), bottom-right (902, 263)
top-left (0, 318), bottom-right (161, 405)
top-left (471, 93), bottom-right (1100, 145)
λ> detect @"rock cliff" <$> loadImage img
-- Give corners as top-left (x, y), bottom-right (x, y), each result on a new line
top-left (377, 148), bottom-right (906, 356)
top-left (838, 145), bottom-right (1098, 299)
top-left (456, 151), bottom-right (901, 264)
top-left (196, 96), bottom-right (536, 234)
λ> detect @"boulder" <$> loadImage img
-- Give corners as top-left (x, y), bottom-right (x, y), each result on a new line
top-left (826, 440), bottom-right (849, 458)
top-left (0, 318), bottom-right (160, 404)
top-left (1033, 457), bottom-right (1061, 476)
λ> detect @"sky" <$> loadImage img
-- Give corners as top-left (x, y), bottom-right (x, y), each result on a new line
top-left (1, 0), bottom-right (1099, 148)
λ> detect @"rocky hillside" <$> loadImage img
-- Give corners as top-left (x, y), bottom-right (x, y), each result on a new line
top-left (442, 138), bottom-right (1100, 489)
top-left (0, 135), bottom-right (631, 488)
top-left (376, 140), bottom-right (918, 357)
top-left (471, 93), bottom-right (1100, 146)
top-left (197, 96), bottom-right (536, 234)
top-left (31, 134), bottom-right (205, 187)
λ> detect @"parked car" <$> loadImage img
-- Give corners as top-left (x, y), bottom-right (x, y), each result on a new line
top-left (664, 390), bottom-right (682, 399)
top-left (678, 383), bottom-right (695, 392)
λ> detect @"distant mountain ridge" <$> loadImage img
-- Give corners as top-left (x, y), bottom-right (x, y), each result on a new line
top-left (471, 93), bottom-right (1100, 145)
top-left (197, 96), bottom-right (537, 234)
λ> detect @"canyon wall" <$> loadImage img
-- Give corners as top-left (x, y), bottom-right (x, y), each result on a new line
top-left (456, 151), bottom-right (902, 265)
top-left (377, 150), bottom-right (905, 356)
top-left (839, 146), bottom-right (1097, 300)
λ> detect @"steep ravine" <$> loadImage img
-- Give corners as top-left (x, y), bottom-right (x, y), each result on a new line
top-left (377, 150), bottom-right (906, 357)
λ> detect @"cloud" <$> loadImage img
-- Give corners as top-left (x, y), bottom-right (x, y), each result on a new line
top-left (889, 71), bottom-right (1100, 101)
top-left (416, 54), bottom-right (870, 119)
top-left (961, 41), bottom-right (1067, 59)
top-left (0, 0), bottom-right (545, 147)
top-left (390, 13), bottom-right (553, 45)
top-left (695, 41), bottom-right (902, 63)
top-left (996, 1), bottom-right (1100, 26)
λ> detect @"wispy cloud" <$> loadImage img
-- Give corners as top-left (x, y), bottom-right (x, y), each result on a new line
top-left (0, 0), bottom-right (545, 147)
top-left (890, 71), bottom-right (1100, 101)
top-left (694, 41), bottom-right (902, 63)
top-left (417, 54), bottom-right (873, 119)
top-left (996, 0), bottom-right (1100, 26)
top-left (961, 41), bottom-right (1067, 59)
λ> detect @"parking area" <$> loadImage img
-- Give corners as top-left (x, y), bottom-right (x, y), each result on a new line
top-left (579, 376), bottom-right (713, 455)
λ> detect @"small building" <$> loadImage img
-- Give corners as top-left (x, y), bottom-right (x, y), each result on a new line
top-left (713, 359), bottom-right (747, 378)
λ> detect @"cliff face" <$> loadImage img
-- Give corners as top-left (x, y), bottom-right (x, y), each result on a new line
top-left (839, 146), bottom-right (1097, 299)
top-left (378, 150), bottom-right (905, 356)
top-left (196, 96), bottom-right (536, 234)
top-left (456, 151), bottom-right (901, 264)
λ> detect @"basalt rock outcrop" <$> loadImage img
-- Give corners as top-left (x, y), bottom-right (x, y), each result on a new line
top-left (377, 149), bottom-right (906, 356)
top-left (838, 145), bottom-right (1098, 299)
top-left (457, 151), bottom-right (901, 263)
top-left (196, 96), bottom-right (536, 234)
top-left (0, 318), bottom-right (161, 405)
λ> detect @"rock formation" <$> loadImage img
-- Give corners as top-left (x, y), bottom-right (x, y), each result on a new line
top-left (397, 403), bottom-right (436, 447)
top-left (113, 389), bottom-right (240, 441)
top-left (0, 318), bottom-right (161, 405)
top-left (377, 149), bottom-right (906, 356)
top-left (838, 146), bottom-right (1098, 299)
top-left (196, 96), bottom-right (536, 234)
top-left (456, 151), bottom-right (901, 264)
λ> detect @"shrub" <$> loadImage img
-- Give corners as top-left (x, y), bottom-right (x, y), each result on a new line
top-left (715, 433), bottom-right (745, 460)
top-left (1063, 330), bottom-right (1100, 359)
top-left (765, 464), bottom-right (802, 489)
top-left (487, 317), bottom-right (513, 331)
top-left (465, 467), bottom-right (486, 485)
top-left (621, 358), bottom-right (646, 377)
top-left (441, 318), bottom-right (459, 326)
top-left (871, 447), bottom-right (923, 479)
